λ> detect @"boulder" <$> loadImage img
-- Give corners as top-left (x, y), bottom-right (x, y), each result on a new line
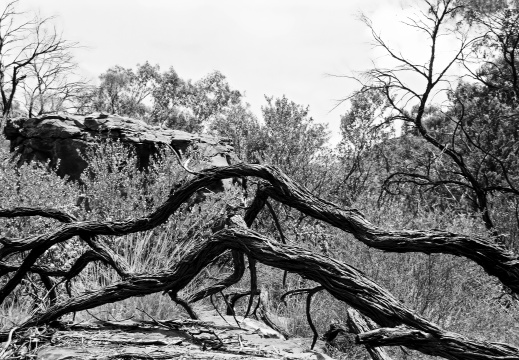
top-left (3, 113), bottom-right (239, 183)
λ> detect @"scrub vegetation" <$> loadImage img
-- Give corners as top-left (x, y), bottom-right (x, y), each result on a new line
top-left (1, 1), bottom-right (519, 359)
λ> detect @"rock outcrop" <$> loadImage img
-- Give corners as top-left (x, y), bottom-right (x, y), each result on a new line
top-left (4, 113), bottom-right (239, 182)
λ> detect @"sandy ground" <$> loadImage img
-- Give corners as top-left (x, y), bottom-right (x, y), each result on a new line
top-left (36, 310), bottom-right (335, 360)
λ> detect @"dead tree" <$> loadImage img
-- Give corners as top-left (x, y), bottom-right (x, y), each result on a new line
top-left (351, 0), bottom-right (519, 234)
top-left (0, 0), bottom-right (78, 119)
top-left (1, 163), bottom-right (519, 359)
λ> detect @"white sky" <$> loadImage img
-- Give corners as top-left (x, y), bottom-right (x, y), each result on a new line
top-left (19, 0), bottom-right (462, 143)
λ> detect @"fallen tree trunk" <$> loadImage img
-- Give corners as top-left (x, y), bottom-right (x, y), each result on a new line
top-left (2, 164), bottom-right (519, 299)
top-left (2, 164), bottom-right (519, 359)
top-left (356, 327), bottom-right (519, 360)
top-left (1, 222), bottom-right (516, 359)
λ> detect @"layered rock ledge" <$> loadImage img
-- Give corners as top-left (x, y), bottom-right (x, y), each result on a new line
top-left (4, 112), bottom-right (238, 181)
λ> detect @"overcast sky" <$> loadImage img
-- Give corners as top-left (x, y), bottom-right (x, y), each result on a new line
top-left (19, 0), bottom-right (445, 143)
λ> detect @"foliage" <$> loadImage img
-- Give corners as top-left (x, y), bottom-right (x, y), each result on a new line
top-left (211, 94), bottom-right (335, 200)
top-left (0, 139), bottom-right (241, 324)
top-left (458, 0), bottom-right (519, 14)
top-left (2, 125), bottom-right (519, 359)
top-left (345, 0), bottom-right (519, 245)
top-left (180, 71), bottom-right (242, 128)
top-left (260, 95), bottom-right (329, 179)
top-left (78, 63), bottom-right (242, 133)
top-left (334, 89), bottom-right (394, 205)
top-left (1, 0), bottom-right (519, 357)
top-left (91, 63), bottom-right (158, 119)
top-left (209, 102), bottom-right (265, 162)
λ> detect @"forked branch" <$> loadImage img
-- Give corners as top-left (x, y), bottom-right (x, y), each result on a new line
top-left (1, 163), bottom-right (519, 359)
top-left (3, 224), bottom-right (518, 359)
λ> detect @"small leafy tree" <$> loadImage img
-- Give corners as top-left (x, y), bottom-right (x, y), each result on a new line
top-left (183, 71), bottom-right (242, 127)
top-left (260, 95), bottom-right (329, 184)
top-left (82, 64), bottom-right (242, 133)
top-left (148, 66), bottom-right (188, 129)
top-left (210, 102), bottom-right (265, 162)
top-left (83, 62), bottom-right (160, 119)
top-left (336, 88), bottom-right (393, 205)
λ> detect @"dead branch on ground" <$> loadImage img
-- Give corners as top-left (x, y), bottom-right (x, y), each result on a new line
top-left (1, 164), bottom-right (519, 359)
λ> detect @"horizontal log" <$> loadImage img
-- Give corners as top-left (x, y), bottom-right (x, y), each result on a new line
top-left (357, 327), bottom-right (519, 360)
top-left (2, 164), bottom-right (519, 359)
top-left (12, 224), bottom-right (519, 360)
top-left (0, 207), bottom-right (77, 223)
top-left (2, 164), bottom-right (518, 300)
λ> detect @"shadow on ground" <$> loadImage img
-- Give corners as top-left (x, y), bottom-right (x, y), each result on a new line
top-left (36, 310), bottom-right (334, 360)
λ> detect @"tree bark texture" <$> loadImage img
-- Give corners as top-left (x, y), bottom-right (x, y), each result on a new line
top-left (347, 308), bottom-right (393, 360)
top-left (1, 163), bottom-right (519, 359)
